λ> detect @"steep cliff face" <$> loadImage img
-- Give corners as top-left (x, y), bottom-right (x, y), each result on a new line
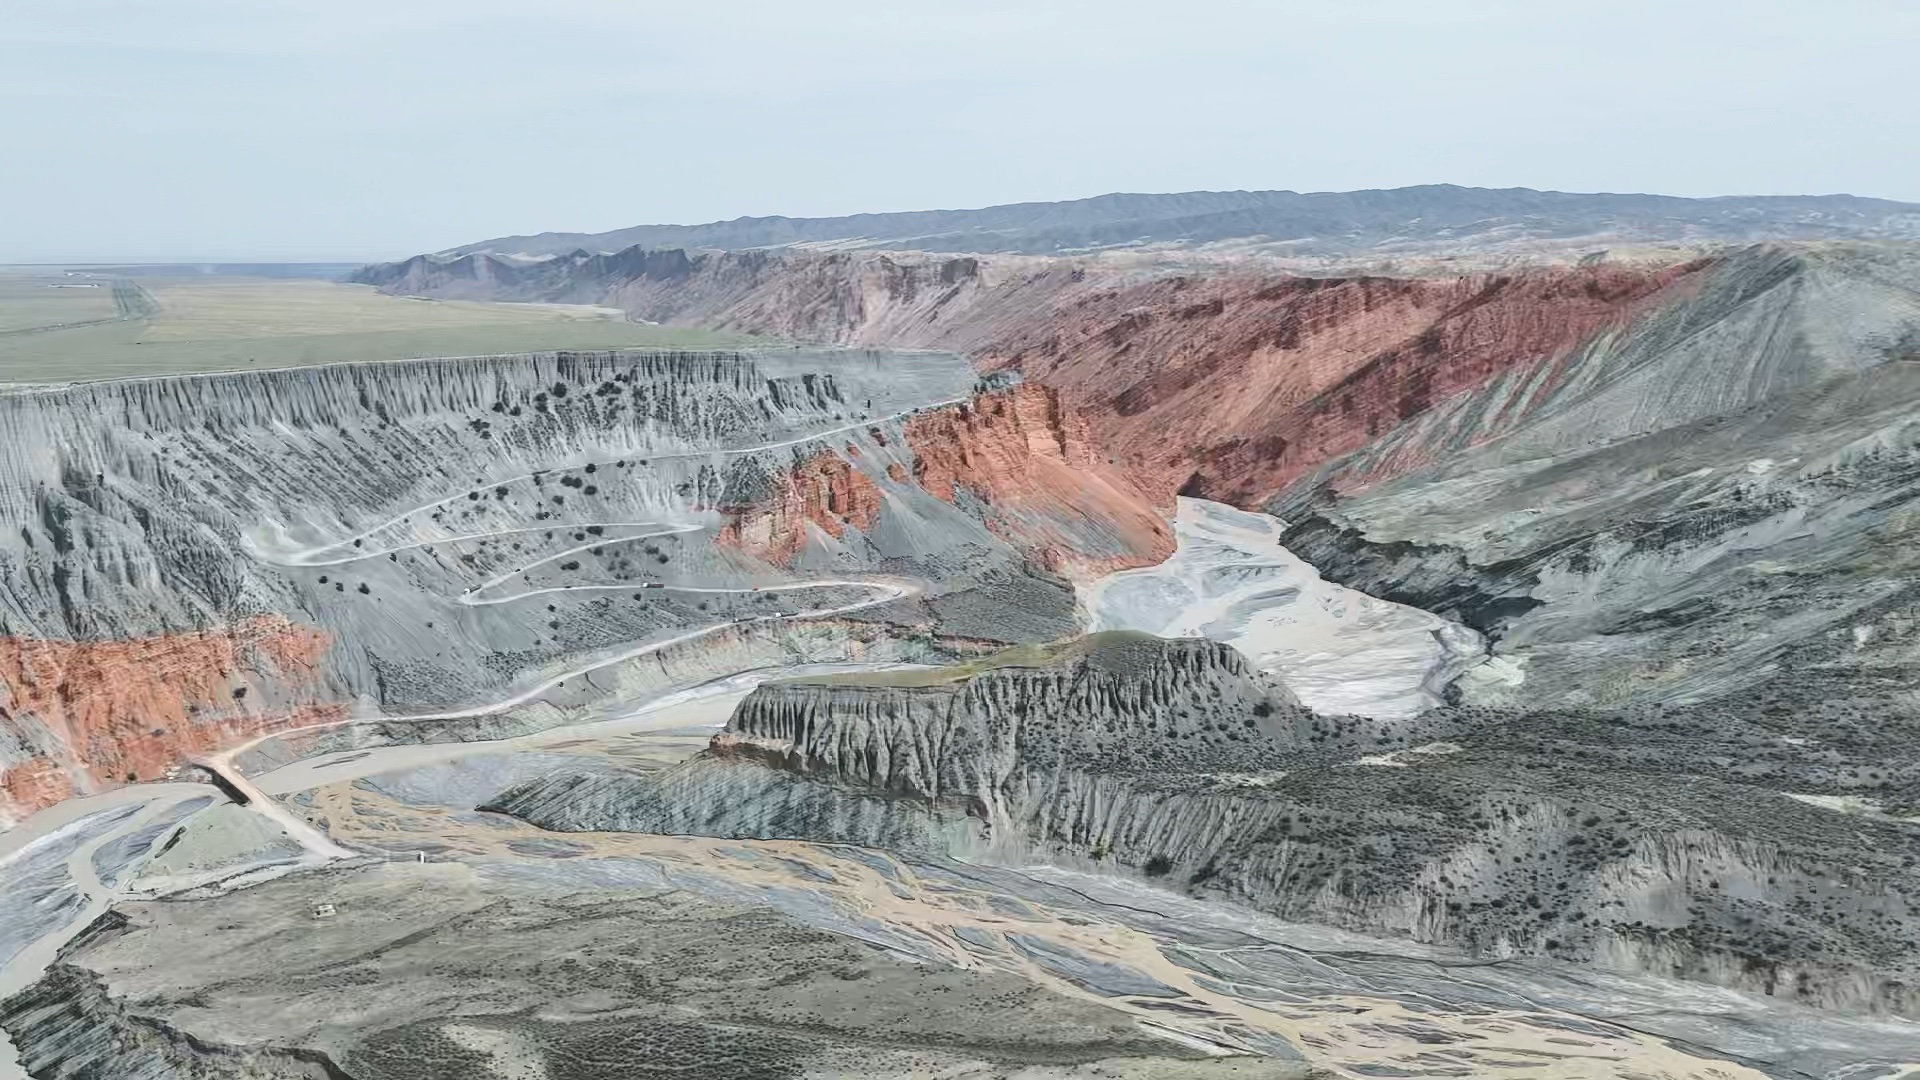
top-left (1265, 245), bottom-right (1920, 710)
top-left (601, 250), bottom-right (1000, 346)
top-left (357, 247), bottom-right (1021, 348)
top-left (489, 634), bottom-right (1317, 851)
top-left (0, 350), bottom-right (850, 639)
top-left (716, 449), bottom-right (884, 563)
top-left (373, 244), bottom-right (1900, 508)
top-left (352, 245), bottom-right (1920, 712)
top-left (710, 635), bottom-right (1304, 794)
top-left (0, 616), bottom-right (339, 826)
top-left (358, 244), bottom-right (1920, 510)
top-left (1274, 245), bottom-right (1920, 494)
top-left (2, 346), bottom-right (1128, 831)
top-left (978, 261), bottom-right (1710, 503)
top-left (354, 245), bottom-right (1920, 710)
top-left (901, 385), bottom-right (1174, 576)
top-left (490, 635), bottom-right (1920, 1018)
top-left (715, 384), bottom-right (1172, 578)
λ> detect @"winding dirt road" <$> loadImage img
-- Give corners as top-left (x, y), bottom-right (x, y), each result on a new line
top-left (0, 394), bottom-right (952, 1073)
top-left (260, 397), bottom-right (963, 569)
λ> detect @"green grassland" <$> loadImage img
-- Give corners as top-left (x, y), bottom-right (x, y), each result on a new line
top-left (0, 271), bottom-right (120, 333)
top-left (0, 274), bottom-right (755, 384)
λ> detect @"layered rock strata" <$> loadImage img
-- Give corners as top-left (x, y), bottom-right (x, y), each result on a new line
top-left (2, 348), bottom-right (1162, 826)
top-left (490, 635), bottom-right (1920, 1019)
top-left (1266, 245), bottom-right (1920, 711)
top-left (720, 383), bottom-right (1172, 577)
top-left (0, 616), bottom-right (340, 827)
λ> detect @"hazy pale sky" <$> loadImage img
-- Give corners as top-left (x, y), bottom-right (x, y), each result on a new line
top-left (3, 0), bottom-right (1914, 262)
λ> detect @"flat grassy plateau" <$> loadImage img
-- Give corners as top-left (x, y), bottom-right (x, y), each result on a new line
top-left (0, 271), bottom-right (752, 383)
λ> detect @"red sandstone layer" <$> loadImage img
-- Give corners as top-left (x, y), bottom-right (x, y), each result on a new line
top-left (380, 247), bottom-right (1728, 511)
top-left (718, 451), bottom-right (885, 563)
top-left (0, 615), bottom-right (341, 824)
top-left (903, 385), bottom-right (1173, 576)
top-left (588, 250), bottom-right (1716, 507)
top-left (980, 262), bottom-right (1712, 504)
top-left (719, 386), bottom-right (1172, 578)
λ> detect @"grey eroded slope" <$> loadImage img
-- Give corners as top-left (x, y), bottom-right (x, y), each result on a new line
top-left (2, 349), bottom-right (854, 639)
top-left (0, 861), bottom-right (1288, 1080)
top-left (0, 345), bottom-right (1103, 818)
top-left (440, 185), bottom-right (1920, 258)
top-left (488, 635), bottom-right (1920, 1020)
top-left (1269, 245), bottom-right (1920, 712)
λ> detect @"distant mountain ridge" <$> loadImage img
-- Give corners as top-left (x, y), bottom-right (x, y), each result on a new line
top-left (447, 184), bottom-right (1920, 258)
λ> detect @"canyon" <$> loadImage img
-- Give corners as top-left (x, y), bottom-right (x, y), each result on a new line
top-left (3, 188), bottom-right (1920, 1080)
top-left (0, 347), bottom-right (1177, 828)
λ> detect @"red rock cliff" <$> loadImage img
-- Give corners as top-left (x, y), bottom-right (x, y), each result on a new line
top-left (980, 262), bottom-right (1712, 504)
top-left (902, 385), bottom-right (1173, 577)
top-left (717, 451), bottom-right (885, 564)
top-left (591, 251), bottom-right (1715, 507)
top-left (0, 615), bottom-right (343, 825)
top-left (361, 245), bottom-right (1732, 509)
top-left (720, 386), bottom-right (1172, 578)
